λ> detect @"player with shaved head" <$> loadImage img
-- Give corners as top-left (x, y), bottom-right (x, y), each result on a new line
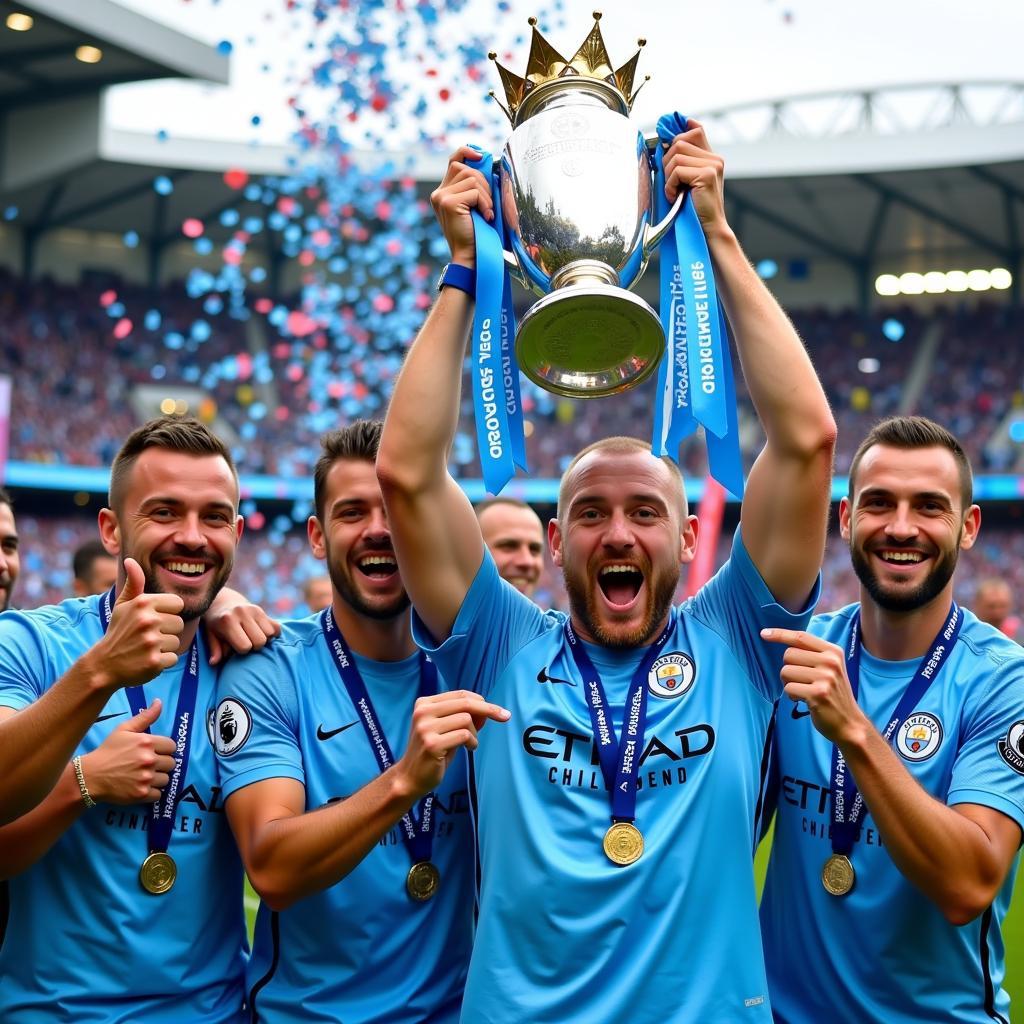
top-left (378, 124), bottom-right (836, 1022)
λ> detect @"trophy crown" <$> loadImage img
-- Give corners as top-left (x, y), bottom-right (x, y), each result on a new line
top-left (488, 13), bottom-right (647, 125)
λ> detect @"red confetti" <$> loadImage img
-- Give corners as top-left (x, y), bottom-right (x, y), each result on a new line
top-left (182, 218), bottom-right (204, 238)
top-left (439, 88), bottom-right (451, 101)
top-left (223, 168), bottom-right (249, 190)
top-left (99, 289), bottom-right (117, 307)
top-left (113, 318), bottom-right (133, 339)
top-left (372, 294), bottom-right (394, 313)
top-left (286, 310), bottom-right (318, 336)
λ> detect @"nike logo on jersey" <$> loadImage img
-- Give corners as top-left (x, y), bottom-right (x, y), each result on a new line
top-left (96, 711), bottom-right (127, 722)
top-left (537, 667), bottom-right (576, 686)
top-left (316, 721), bottom-right (358, 741)
top-left (791, 702), bottom-right (811, 719)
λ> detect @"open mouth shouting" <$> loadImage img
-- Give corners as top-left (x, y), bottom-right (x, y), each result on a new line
top-left (355, 552), bottom-right (400, 587)
top-left (596, 562), bottom-right (646, 614)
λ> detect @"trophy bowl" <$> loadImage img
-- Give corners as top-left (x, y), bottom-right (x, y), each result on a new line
top-left (490, 16), bottom-right (681, 398)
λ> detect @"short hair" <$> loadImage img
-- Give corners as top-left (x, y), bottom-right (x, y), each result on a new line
top-left (73, 539), bottom-right (113, 581)
top-left (313, 420), bottom-right (382, 522)
top-left (109, 417), bottom-right (237, 513)
top-left (475, 496), bottom-right (537, 518)
top-left (557, 436), bottom-right (686, 522)
top-left (847, 416), bottom-right (973, 509)
top-left (0, 488), bottom-right (12, 510)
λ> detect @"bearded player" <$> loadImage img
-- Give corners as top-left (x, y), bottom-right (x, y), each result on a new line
top-left (377, 123), bottom-right (836, 1022)
top-left (760, 416), bottom-right (1024, 1024)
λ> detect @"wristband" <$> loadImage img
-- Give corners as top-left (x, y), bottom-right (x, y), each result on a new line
top-left (73, 755), bottom-right (96, 809)
top-left (436, 262), bottom-right (476, 298)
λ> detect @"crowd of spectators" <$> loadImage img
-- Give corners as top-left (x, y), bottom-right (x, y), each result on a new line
top-left (2, 270), bottom-right (1023, 482)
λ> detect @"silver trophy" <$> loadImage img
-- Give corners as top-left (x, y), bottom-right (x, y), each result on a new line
top-left (489, 13), bottom-right (681, 398)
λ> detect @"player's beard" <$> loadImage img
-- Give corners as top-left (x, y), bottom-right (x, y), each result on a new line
top-left (132, 549), bottom-right (234, 622)
top-left (325, 541), bottom-right (410, 622)
top-left (562, 553), bottom-right (678, 649)
top-left (849, 534), bottom-right (961, 614)
top-left (0, 571), bottom-right (12, 612)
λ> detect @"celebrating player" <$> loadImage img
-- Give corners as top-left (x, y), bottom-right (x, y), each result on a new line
top-left (760, 416), bottom-right (1024, 1024)
top-left (377, 124), bottom-right (837, 1021)
top-left (0, 417), bottom-right (276, 1022)
top-left (214, 421), bottom-right (507, 1023)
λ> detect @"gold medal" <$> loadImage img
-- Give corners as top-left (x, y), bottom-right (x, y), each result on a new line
top-left (821, 853), bottom-right (855, 897)
top-left (406, 861), bottom-right (441, 902)
top-left (140, 851), bottom-right (177, 895)
top-left (603, 821), bottom-right (644, 866)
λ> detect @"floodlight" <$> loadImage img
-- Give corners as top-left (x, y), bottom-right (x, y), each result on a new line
top-left (874, 274), bottom-right (900, 296)
top-left (899, 273), bottom-right (925, 295)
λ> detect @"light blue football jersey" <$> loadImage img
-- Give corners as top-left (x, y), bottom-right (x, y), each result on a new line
top-left (411, 531), bottom-right (818, 1024)
top-left (761, 604), bottom-right (1024, 1024)
top-left (214, 613), bottom-right (474, 1024)
top-left (0, 595), bottom-right (247, 1024)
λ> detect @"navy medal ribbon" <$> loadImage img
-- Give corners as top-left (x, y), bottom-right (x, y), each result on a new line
top-left (320, 607), bottom-right (439, 869)
top-left (564, 612), bottom-right (675, 828)
top-left (99, 586), bottom-right (200, 866)
top-left (829, 602), bottom-right (962, 857)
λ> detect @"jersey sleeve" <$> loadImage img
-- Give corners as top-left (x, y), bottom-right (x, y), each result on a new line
top-left (214, 645), bottom-right (304, 801)
top-left (686, 527), bottom-right (821, 705)
top-left (0, 612), bottom-right (52, 711)
top-left (411, 550), bottom-right (552, 700)
top-left (947, 662), bottom-right (1024, 832)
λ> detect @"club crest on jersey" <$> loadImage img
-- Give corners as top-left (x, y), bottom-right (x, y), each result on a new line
top-left (648, 652), bottom-right (696, 699)
top-left (896, 712), bottom-right (943, 762)
top-left (997, 720), bottom-right (1024, 775)
top-left (213, 697), bottom-right (252, 757)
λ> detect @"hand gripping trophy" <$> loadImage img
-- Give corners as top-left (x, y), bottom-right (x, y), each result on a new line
top-left (463, 13), bottom-right (742, 498)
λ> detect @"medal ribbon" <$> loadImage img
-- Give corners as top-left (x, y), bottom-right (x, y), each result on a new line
top-left (652, 112), bottom-right (744, 499)
top-left (320, 607), bottom-right (439, 865)
top-left (464, 148), bottom-right (528, 494)
top-left (829, 602), bottom-right (962, 856)
top-left (563, 613), bottom-right (675, 824)
top-left (99, 586), bottom-right (200, 857)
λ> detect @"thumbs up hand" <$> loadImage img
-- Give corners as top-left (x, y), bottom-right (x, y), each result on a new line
top-left (90, 558), bottom-right (186, 690)
top-left (78, 700), bottom-right (178, 805)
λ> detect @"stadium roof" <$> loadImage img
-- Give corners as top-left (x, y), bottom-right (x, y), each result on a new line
top-left (0, 0), bottom-right (227, 110)
top-left (0, 3), bottom-right (1022, 304)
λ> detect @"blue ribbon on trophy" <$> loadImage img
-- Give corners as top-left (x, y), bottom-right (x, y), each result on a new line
top-left (651, 113), bottom-right (744, 498)
top-left (465, 149), bottom-right (529, 496)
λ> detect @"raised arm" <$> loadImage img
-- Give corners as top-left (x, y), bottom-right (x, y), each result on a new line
top-left (377, 148), bottom-right (497, 642)
top-left (663, 123), bottom-right (836, 610)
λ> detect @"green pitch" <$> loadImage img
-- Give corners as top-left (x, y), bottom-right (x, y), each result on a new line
top-left (244, 849), bottom-right (1024, 1005)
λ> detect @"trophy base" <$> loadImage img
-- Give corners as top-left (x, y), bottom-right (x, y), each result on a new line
top-left (515, 284), bottom-right (664, 398)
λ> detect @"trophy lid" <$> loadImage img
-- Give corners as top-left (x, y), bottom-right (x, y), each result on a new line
top-left (488, 12), bottom-right (649, 126)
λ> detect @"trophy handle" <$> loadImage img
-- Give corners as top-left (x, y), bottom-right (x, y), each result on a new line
top-left (642, 135), bottom-right (684, 257)
top-left (642, 191), bottom-right (684, 258)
